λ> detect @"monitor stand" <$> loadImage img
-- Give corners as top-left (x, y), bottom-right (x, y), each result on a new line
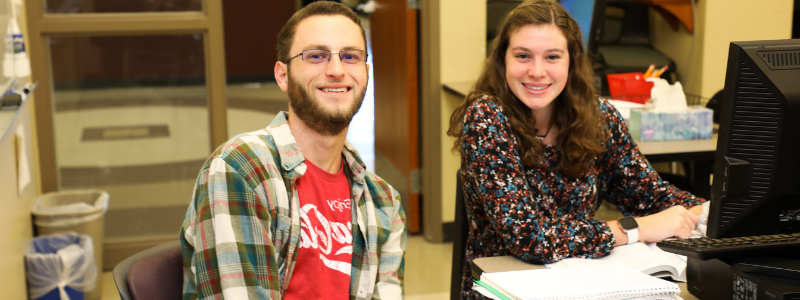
top-left (732, 257), bottom-right (800, 280)
top-left (687, 256), bottom-right (800, 299)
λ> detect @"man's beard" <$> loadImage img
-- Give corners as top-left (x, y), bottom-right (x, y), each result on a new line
top-left (287, 73), bottom-right (366, 136)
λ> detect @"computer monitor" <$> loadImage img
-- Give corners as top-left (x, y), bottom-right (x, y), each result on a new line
top-left (559, 0), bottom-right (605, 57)
top-left (707, 39), bottom-right (800, 239)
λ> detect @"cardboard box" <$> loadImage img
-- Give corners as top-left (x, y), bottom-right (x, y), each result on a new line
top-left (628, 106), bottom-right (713, 141)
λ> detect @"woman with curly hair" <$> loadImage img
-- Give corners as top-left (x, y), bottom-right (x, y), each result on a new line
top-left (447, 1), bottom-right (706, 298)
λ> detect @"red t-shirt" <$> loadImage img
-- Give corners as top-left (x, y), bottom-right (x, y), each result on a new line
top-left (284, 160), bottom-right (353, 300)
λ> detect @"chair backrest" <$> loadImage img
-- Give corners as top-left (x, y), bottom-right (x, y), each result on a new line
top-left (601, 0), bottom-right (651, 46)
top-left (450, 168), bottom-right (468, 300)
top-left (113, 240), bottom-right (183, 300)
top-left (595, 0), bottom-right (676, 94)
top-left (486, 0), bottom-right (524, 40)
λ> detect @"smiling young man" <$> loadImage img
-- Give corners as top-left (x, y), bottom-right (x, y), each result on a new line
top-left (179, 2), bottom-right (406, 299)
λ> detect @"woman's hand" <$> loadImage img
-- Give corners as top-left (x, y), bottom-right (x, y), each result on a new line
top-left (689, 204), bottom-right (703, 217)
top-left (636, 205), bottom-right (699, 243)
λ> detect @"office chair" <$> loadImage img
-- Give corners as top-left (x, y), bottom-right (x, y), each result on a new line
top-left (112, 240), bottom-right (182, 300)
top-left (486, 0), bottom-right (523, 41)
top-left (706, 89), bottom-right (723, 124)
top-left (595, 0), bottom-right (677, 95)
top-left (450, 168), bottom-right (469, 300)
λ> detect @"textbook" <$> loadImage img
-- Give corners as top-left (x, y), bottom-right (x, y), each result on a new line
top-left (546, 242), bottom-right (688, 282)
top-left (474, 264), bottom-right (681, 300)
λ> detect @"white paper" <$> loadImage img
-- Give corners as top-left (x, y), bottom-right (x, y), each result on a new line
top-left (608, 99), bottom-right (646, 121)
top-left (546, 242), bottom-right (688, 282)
top-left (694, 201), bottom-right (711, 236)
top-left (16, 124), bottom-right (30, 194)
top-left (481, 264), bottom-right (680, 300)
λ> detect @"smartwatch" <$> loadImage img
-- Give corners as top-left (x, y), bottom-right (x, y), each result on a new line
top-left (618, 216), bottom-right (639, 245)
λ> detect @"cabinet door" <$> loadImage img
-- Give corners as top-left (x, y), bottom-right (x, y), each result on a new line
top-left (372, 0), bottom-right (421, 233)
top-left (27, 0), bottom-right (227, 273)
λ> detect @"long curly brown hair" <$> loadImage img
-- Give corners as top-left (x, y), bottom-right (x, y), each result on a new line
top-left (447, 0), bottom-right (606, 178)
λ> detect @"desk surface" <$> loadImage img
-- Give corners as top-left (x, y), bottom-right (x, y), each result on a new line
top-left (472, 256), bottom-right (699, 300)
top-left (442, 81), bottom-right (473, 98)
top-left (637, 134), bottom-right (717, 163)
top-left (442, 81), bottom-right (717, 161)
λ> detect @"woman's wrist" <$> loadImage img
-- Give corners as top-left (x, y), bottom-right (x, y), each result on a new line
top-left (608, 220), bottom-right (628, 246)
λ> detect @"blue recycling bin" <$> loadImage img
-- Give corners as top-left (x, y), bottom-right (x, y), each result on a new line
top-left (38, 286), bottom-right (82, 300)
top-left (25, 232), bottom-right (97, 300)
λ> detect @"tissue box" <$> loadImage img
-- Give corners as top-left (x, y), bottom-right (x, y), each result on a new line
top-left (628, 106), bottom-right (713, 141)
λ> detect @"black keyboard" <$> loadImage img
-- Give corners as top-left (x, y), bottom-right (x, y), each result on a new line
top-left (656, 233), bottom-right (800, 260)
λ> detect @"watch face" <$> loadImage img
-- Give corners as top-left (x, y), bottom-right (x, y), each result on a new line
top-left (619, 217), bottom-right (638, 230)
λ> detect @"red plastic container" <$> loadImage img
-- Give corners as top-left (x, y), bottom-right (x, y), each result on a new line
top-left (606, 72), bottom-right (653, 104)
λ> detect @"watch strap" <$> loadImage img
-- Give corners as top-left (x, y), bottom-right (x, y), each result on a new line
top-left (626, 228), bottom-right (639, 244)
top-left (617, 216), bottom-right (639, 244)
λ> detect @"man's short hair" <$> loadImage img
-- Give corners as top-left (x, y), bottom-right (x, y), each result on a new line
top-left (276, 1), bottom-right (367, 63)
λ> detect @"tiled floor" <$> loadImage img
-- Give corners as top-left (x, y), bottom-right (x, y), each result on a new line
top-left (99, 235), bottom-right (454, 300)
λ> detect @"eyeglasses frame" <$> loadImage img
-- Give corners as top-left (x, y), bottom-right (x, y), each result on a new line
top-left (285, 49), bottom-right (369, 65)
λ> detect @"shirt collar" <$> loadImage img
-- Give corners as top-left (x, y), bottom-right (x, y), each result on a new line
top-left (267, 111), bottom-right (367, 184)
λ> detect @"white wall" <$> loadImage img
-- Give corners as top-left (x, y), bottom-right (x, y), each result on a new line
top-left (439, 0), bottom-right (486, 224)
top-left (651, 0), bottom-right (794, 98)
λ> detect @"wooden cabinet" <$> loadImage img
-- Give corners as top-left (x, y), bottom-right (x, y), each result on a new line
top-left (635, 0), bottom-right (697, 33)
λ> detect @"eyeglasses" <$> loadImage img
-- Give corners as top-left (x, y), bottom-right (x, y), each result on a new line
top-left (286, 49), bottom-right (368, 65)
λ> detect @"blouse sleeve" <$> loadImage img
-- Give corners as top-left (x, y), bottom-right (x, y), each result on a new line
top-left (596, 99), bottom-right (706, 217)
top-left (461, 98), bottom-right (615, 263)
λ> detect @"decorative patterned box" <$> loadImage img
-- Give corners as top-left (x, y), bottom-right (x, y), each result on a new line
top-left (628, 106), bottom-right (713, 141)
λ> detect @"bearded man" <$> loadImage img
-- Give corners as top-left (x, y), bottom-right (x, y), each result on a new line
top-left (179, 2), bottom-right (406, 299)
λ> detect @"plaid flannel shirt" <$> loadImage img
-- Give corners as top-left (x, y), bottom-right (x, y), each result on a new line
top-left (180, 112), bottom-right (406, 300)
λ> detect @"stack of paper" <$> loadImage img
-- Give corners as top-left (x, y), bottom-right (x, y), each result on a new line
top-left (474, 263), bottom-right (681, 300)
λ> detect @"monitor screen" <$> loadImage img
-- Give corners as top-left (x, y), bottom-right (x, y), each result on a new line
top-left (707, 39), bottom-right (800, 238)
top-left (559, 0), bottom-right (604, 55)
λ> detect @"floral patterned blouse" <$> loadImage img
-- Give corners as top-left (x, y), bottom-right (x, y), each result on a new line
top-left (459, 95), bottom-right (706, 299)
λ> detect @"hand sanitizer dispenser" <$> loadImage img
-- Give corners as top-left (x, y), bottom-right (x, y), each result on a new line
top-left (4, 0), bottom-right (30, 79)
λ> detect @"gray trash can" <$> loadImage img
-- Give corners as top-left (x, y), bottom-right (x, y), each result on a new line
top-left (32, 190), bottom-right (109, 300)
